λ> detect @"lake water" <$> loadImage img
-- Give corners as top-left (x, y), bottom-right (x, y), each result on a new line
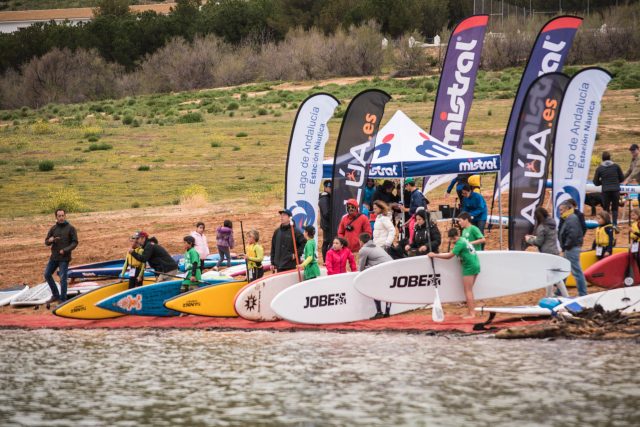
top-left (0, 329), bottom-right (638, 426)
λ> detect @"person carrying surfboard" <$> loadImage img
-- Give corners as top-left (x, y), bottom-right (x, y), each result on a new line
top-left (428, 227), bottom-right (480, 318)
top-left (592, 211), bottom-right (615, 260)
top-left (299, 226), bottom-right (322, 280)
top-left (358, 233), bottom-right (393, 319)
top-left (181, 235), bottom-right (202, 292)
top-left (457, 212), bottom-right (485, 252)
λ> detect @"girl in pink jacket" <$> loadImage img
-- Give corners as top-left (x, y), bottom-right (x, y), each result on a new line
top-left (324, 237), bottom-right (356, 275)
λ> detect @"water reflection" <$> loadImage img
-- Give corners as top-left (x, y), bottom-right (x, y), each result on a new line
top-left (0, 330), bottom-right (638, 426)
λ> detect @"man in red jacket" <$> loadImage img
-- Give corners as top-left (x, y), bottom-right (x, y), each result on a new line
top-left (337, 199), bottom-right (372, 253)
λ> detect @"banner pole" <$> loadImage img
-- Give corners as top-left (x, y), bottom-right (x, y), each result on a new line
top-left (498, 168), bottom-right (503, 250)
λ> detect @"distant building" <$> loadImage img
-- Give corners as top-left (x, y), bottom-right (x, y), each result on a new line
top-left (0, 3), bottom-right (175, 34)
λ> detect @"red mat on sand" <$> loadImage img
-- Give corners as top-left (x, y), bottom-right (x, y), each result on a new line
top-left (0, 312), bottom-right (543, 334)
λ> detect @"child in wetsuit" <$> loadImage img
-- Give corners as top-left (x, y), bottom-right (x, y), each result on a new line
top-left (182, 235), bottom-right (202, 292)
top-left (121, 234), bottom-right (146, 289)
top-left (299, 226), bottom-right (322, 281)
top-left (428, 227), bottom-right (480, 318)
top-left (593, 211), bottom-right (614, 260)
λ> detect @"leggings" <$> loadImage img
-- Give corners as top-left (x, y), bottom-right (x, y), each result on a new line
top-left (217, 246), bottom-right (231, 268)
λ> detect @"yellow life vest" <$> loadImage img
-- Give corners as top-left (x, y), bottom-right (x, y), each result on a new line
top-left (595, 224), bottom-right (613, 247)
top-left (632, 221), bottom-right (640, 242)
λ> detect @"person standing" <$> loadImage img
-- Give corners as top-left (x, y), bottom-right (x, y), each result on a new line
top-left (190, 222), bottom-right (210, 270)
top-left (558, 202), bottom-right (588, 296)
top-left (120, 235), bottom-right (145, 289)
top-left (457, 212), bottom-right (486, 251)
top-left (44, 209), bottom-right (78, 303)
top-left (358, 233), bottom-right (393, 319)
top-left (216, 220), bottom-right (235, 269)
top-left (318, 180), bottom-right (333, 261)
top-left (130, 232), bottom-right (179, 282)
top-left (240, 229), bottom-right (264, 282)
top-left (363, 178), bottom-right (376, 210)
top-left (592, 211), bottom-right (614, 260)
top-left (372, 200), bottom-right (395, 250)
top-left (623, 143), bottom-right (640, 184)
top-left (299, 226), bottom-right (322, 280)
top-left (460, 184), bottom-right (488, 235)
top-left (325, 237), bottom-right (356, 275)
top-left (404, 178), bottom-right (429, 216)
top-left (270, 209), bottom-right (305, 273)
top-left (181, 235), bottom-right (202, 292)
top-left (525, 207), bottom-right (570, 298)
top-left (337, 199), bottom-right (372, 253)
top-left (593, 151), bottom-right (624, 229)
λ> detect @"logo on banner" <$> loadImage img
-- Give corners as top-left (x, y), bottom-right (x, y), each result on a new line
top-left (369, 164), bottom-right (398, 177)
top-left (440, 37), bottom-right (479, 147)
top-left (538, 37), bottom-right (567, 76)
top-left (373, 133), bottom-right (394, 160)
top-left (288, 200), bottom-right (315, 229)
top-left (338, 113), bottom-right (379, 203)
top-left (416, 132), bottom-right (455, 158)
top-left (459, 158), bottom-right (498, 172)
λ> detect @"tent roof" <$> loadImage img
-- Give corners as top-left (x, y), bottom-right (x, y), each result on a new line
top-left (323, 110), bottom-right (500, 178)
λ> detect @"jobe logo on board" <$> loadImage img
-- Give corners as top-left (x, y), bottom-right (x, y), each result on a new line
top-left (303, 292), bottom-right (346, 309)
top-left (390, 274), bottom-right (441, 288)
top-left (440, 38), bottom-right (478, 147)
top-left (338, 113), bottom-right (379, 203)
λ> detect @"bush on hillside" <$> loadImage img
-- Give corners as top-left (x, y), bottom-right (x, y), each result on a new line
top-left (180, 184), bottom-right (208, 207)
top-left (38, 160), bottom-right (54, 172)
top-left (177, 112), bottom-right (204, 124)
top-left (41, 187), bottom-right (85, 213)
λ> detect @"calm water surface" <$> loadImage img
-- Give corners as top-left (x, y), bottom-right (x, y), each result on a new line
top-left (0, 330), bottom-right (638, 426)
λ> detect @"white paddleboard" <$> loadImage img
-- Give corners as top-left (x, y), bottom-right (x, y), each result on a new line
top-left (10, 282), bottom-right (56, 306)
top-left (554, 287), bottom-right (640, 314)
top-left (475, 306), bottom-right (553, 316)
top-left (0, 285), bottom-right (29, 306)
top-left (234, 268), bottom-right (327, 321)
top-left (354, 251), bottom-right (570, 304)
top-left (271, 272), bottom-right (424, 324)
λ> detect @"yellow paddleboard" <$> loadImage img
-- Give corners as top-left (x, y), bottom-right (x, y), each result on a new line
top-left (164, 281), bottom-right (247, 317)
top-left (53, 279), bottom-right (156, 320)
top-left (566, 247), bottom-right (627, 287)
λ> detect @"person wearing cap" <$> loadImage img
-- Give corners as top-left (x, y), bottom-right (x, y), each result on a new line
top-left (593, 151), bottom-right (624, 229)
top-left (318, 180), bottom-right (333, 261)
top-left (120, 233), bottom-right (146, 289)
top-left (404, 177), bottom-right (429, 216)
top-left (129, 231), bottom-right (179, 282)
top-left (337, 199), bottom-right (372, 253)
top-left (44, 208), bottom-right (78, 303)
top-left (623, 143), bottom-right (640, 184)
top-left (270, 209), bottom-right (305, 273)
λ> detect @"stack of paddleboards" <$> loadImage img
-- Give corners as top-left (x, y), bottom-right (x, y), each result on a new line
top-left (0, 285), bottom-right (29, 306)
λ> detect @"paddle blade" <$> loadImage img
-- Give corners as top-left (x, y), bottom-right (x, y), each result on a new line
top-left (432, 289), bottom-right (444, 322)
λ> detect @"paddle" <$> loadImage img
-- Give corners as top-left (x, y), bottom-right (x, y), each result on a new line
top-left (240, 221), bottom-right (250, 280)
top-left (290, 220), bottom-right (302, 282)
top-left (426, 211), bottom-right (444, 322)
top-left (625, 193), bottom-right (635, 287)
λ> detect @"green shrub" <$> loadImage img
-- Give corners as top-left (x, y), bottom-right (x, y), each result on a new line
top-left (177, 112), bottom-right (204, 124)
top-left (41, 188), bottom-right (85, 213)
top-left (211, 141), bottom-right (222, 148)
top-left (131, 202), bottom-right (140, 208)
top-left (138, 165), bottom-right (150, 171)
top-left (257, 108), bottom-right (268, 116)
top-left (132, 119), bottom-right (140, 127)
top-left (227, 102), bottom-right (239, 110)
top-left (488, 109), bottom-right (492, 116)
top-left (87, 136), bottom-right (99, 142)
top-left (38, 160), bottom-right (55, 172)
top-left (122, 115), bottom-right (134, 125)
top-left (236, 132), bottom-right (248, 137)
top-left (88, 143), bottom-right (112, 151)
top-left (465, 139), bottom-right (475, 145)
top-left (232, 146), bottom-right (241, 151)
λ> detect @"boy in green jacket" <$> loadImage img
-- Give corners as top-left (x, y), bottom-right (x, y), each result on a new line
top-left (182, 235), bottom-right (202, 291)
top-left (300, 226), bottom-right (321, 280)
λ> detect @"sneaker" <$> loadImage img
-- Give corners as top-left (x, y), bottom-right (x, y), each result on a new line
top-left (369, 312), bottom-right (384, 320)
top-left (383, 312), bottom-right (390, 318)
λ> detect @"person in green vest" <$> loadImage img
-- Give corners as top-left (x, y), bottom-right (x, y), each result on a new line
top-left (181, 235), bottom-right (202, 292)
top-left (428, 227), bottom-right (480, 318)
top-left (299, 225), bottom-right (321, 281)
top-left (457, 212), bottom-right (486, 251)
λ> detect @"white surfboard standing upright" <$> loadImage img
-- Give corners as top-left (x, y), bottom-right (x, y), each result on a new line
top-left (354, 251), bottom-right (571, 304)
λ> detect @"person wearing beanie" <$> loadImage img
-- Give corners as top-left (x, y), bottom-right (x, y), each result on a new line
top-left (337, 198), bottom-right (372, 253)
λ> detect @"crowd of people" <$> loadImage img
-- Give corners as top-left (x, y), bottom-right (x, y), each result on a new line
top-left (42, 145), bottom-right (640, 317)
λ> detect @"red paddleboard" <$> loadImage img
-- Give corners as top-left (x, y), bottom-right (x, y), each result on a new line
top-left (584, 251), bottom-right (640, 289)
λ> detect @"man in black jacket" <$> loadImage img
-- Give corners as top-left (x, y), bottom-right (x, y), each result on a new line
top-left (318, 180), bottom-right (332, 261)
top-left (593, 151), bottom-right (624, 229)
top-left (559, 202), bottom-right (588, 296)
top-left (270, 209), bottom-right (305, 273)
top-left (44, 209), bottom-right (78, 303)
top-left (130, 231), bottom-right (178, 282)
